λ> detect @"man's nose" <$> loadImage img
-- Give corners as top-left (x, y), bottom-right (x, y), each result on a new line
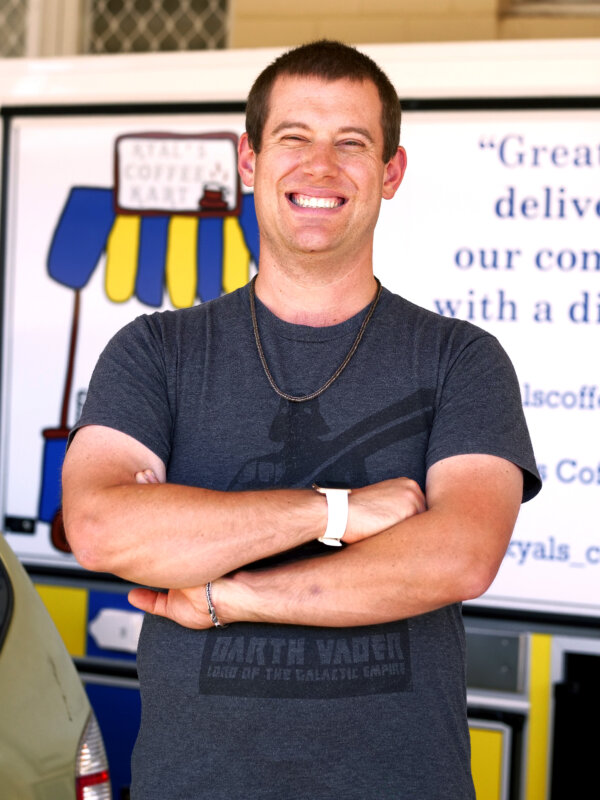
top-left (302, 143), bottom-right (339, 177)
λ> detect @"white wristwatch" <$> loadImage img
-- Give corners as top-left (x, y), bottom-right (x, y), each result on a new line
top-left (312, 484), bottom-right (352, 547)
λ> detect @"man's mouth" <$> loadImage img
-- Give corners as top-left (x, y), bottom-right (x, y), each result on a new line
top-left (288, 193), bottom-right (345, 209)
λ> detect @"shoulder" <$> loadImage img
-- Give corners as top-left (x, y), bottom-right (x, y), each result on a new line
top-left (378, 286), bottom-right (501, 367)
top-left (381, 287), bottom-right (487, 338)
top-left (111, 284), bottom-right (249, 345)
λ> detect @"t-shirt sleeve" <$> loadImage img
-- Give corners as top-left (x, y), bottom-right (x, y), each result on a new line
top-left (69, 314), bottom-right (173, 466)
top-left (426, 332), bottom-right (541, 502)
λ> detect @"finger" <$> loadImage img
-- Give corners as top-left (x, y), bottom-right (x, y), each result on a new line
top-left (413, 490), bottom-right (427, 514)
top-left (407, 495), bottom-right (426, 516)
top-left (135, 469), bottom-right (159, 484)
top-left (128, 587), bottom-right (168, 615)
top-left (129, 587), bottom-right (211, 630)
top-left (400, 479), bottom-right (427, 514)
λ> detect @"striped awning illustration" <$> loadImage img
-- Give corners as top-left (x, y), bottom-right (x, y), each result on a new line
top-left (47, 186), bottom-right (259, 307)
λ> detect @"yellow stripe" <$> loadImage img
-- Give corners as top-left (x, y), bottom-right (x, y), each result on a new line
top-left (470, 726), bottom-right (504, 800)
top-left (35, 584), bottom-right (88, 657)
top-left (222, 217), bottom-right (250, 294)
top-left (526, 633), bottom-right (552, 800)
top-left (105, 215), bottom-right (140, 302)
top-left (166, 216), bottom-right (198, 308)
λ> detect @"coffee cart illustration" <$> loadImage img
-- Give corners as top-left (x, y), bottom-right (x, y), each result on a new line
top-left (38, 132), bottom-right (259, 553)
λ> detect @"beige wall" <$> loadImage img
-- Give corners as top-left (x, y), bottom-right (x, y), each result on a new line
top-left (229, 0), bottom-right (600, 48)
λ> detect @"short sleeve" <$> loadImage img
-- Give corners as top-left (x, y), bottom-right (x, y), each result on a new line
top-left (69, 314), bottom-right (173, 466)
top-left (426, 333), bottom-right (541, 502)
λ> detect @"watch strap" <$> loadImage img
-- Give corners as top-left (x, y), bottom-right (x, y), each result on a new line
top-left (312, 484), bottom-right (351, 547)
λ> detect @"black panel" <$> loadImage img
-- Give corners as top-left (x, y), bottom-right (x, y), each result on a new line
top-left (551, 653), bottom-right (600, 798)
top-left (467, 631), bottom-right (523, 693)
top-left (3, 516), bottom-right (36, 534)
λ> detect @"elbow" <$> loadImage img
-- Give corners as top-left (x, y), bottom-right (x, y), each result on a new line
top-left (63, 507), bottom-right (116, 574)
top-left (430, 542), bottom-right (504, 606)
top-left (454, 556), bottom-right (502, 603)
top-left (70, 544), bottom-right (108, 574)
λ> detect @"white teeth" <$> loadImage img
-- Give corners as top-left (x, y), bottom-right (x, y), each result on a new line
top-left (292, 194), bottom-right (342, 209)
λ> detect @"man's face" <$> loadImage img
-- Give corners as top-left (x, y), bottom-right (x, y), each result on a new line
top-left (238, 75), bottom-right (406, 269)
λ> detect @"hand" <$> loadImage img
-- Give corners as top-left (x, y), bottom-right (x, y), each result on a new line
top-left (344, 477), bottom-right (426, 544)
top-left (128, 582), bottom-right (225, 630)
top-left (135, 468), bottom-right (161, 484)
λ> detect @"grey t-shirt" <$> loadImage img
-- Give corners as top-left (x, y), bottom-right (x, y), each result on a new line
top-left (74, 284), bottom-right (540, 799)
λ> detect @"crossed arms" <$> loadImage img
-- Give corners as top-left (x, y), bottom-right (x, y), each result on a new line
top-left (62, 423), bottom-right (523, 630)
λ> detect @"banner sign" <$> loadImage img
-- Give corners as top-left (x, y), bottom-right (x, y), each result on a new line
top-left (1, 102), bottom-right (598, 618)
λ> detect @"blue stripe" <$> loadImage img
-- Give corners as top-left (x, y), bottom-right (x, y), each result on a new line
top-left (238, 193), bottom-right (259, 266)
top-left (136, 216), bottom-right (169, 307)
top-left (198, 217), bottom-right (223, 301)
top-left (47, 187), bottom-right (115, 289)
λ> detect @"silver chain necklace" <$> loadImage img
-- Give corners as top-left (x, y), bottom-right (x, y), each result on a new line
top-left (249, 275), bottom-right (382, 403)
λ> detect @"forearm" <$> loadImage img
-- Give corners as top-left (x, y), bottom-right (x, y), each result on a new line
top-left (65, 482), bottom-right (325, 588)
top-left (129, 514), bottom-right (440, 630)
top-left (215, 511), bottom-right (491, 627)
top-left (214, 458), bottom-right (523, 627)
top-left (127, 455), bottom-right (523, 629)
top-left (64, 423), bottom-right (425, 590)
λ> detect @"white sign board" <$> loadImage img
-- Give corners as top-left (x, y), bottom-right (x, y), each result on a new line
top-left (1, 101), bottom-right (598, 619)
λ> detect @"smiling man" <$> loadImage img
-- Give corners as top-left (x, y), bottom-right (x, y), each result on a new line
top-left (240, 74), bottom-right (404, 288)
top-left (62, 40), bottom-right (541, 799)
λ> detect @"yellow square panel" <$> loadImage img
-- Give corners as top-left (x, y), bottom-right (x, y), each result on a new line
top-left (35, 584), bottom-right (88, 657)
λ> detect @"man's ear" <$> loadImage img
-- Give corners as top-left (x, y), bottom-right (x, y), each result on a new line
top-left (238, 132), bottom-right (256, 188)
top-left (382, 146), bottom-right (407, 200)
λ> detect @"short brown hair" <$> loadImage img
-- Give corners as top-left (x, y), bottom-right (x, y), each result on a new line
top-left (245, 39), bottom-right (401, 163)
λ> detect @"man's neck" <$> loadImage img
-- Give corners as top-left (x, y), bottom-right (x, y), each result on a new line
top-left (253, 261), bottom-right (378, 327)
